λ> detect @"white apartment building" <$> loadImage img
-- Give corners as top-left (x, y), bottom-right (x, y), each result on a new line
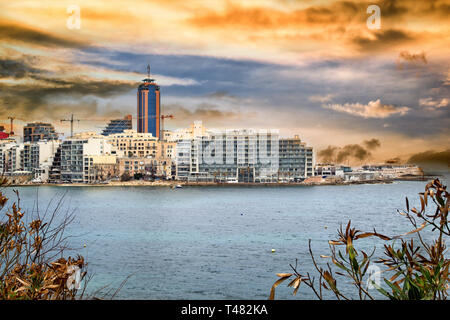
top-left (60, 136), bottom-right (116, 183)
top-left (0, 140), bottom-right (19, 174)
top-left (21, 140), bottom-right (61, 182)
top-left (176, 128), bottom-right (281, 182)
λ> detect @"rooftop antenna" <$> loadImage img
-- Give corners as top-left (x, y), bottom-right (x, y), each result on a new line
top-left (147, 63), bottom-right (150, 79)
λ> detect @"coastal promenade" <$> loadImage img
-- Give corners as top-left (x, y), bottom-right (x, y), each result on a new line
top-left (9, 175), bottom-right (434, 188)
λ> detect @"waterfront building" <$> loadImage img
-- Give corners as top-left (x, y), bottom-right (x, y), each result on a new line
top-left (23, 122), bottom-right (58, 142)
top-left (83, 155), bottom-right (118, 183)
top-left (176, 129), bottom-right (282, 182)
top-left (175, 139), bottom-right (193, 181)
top-left (48, 145), bottom-right (62, 183)
top-left (21, 140), bottom-right (61, 182)
top-left (60, 136), bottom-right (116, 183)
top-left (159, 141), bottom-right (176, 160)
top-left (343, 171), bottom-right (378, 182)
top-left (0, 141), bottom-right (21, 174)
top-left (106, 129), bottom-right (157, 158)
top-left (6, 144), bottom-right (23, 174)
top-left (106, 128), bottom-right (175, 179)
top-left (361, 164), bottom-right (423, 178)
top-left (279, 135), bottom-right (314, 181)
top-left (101, 115), bottom-right (133, 136)
top-left (137, 65), bottom-right (160, 139)
top-left (314, 164), bottom-right (338, 176)
top-left (156, 141), bottom-right (177, 178)
top-left (175, 129), bottom-right (316, 183)
top-left (118, 157), bottom-right (158, 178)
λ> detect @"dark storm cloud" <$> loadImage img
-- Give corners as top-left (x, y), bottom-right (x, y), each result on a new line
top-left (95, 48), bottom-right (449, 139)
top-left (0, 56), bottom-right (136, 120)
top-left (0, 77), bottom-right (136, 120)
top-left (205, 91), bottom-right (240, 100)
top-left (337, 144), bottom-right (371, 163)
top-left (396, 51), bottom-right (428, 70)
top-left (399, 51), bottom-right (427, 64)
top-left (408, 149), bottom-right (450, 167)
top-left (376, 0), bottom-right (410, 17)
top-left (0, 22), bottom-right (88, 48)
top-left (164, 103), bottom-right (240, 123)
top-left (353, 29), bottom-right (414, 52)
top-left (0, 58), bottom-right (44, 79)
top-left (317, 146), bottom-right (338, 163)
top-left (363, 138), bottom-right (381, 150)
top-left (2, 42), bottom-right (448, 140)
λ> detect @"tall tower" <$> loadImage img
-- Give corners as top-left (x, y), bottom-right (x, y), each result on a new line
top-left (137, 64), bottom-right (161, 139)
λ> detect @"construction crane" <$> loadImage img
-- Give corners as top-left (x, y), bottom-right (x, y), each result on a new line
top-left (60, 114), bottom-right (80, 138)
top-left (160, 114), bottom-right (174, 142)
top-left (148, 114), bottom-right (174, 141)
top-left (7, 117), bottom-right (14, 135)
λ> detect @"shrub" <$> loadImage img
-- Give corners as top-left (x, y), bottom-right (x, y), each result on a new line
top-left (120, 172), bottom-right (132, 182)
top-left (0, 176), bottom-right (88, 299)
top-left (270, 178), bottom-right (449, 300)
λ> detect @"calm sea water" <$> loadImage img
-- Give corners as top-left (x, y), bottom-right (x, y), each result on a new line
top-left (5, 175), bottom-right (449, 300)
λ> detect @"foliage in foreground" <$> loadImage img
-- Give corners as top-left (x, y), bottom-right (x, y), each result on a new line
top-left (270, 178), bottom-right (449, 300)
top-left (0, 176), bottom-right (88, 299)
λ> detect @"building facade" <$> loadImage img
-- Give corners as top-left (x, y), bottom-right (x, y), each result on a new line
top-left (0, 140), bottom-right (19, 174)
top-left (175, 129), bottom-right (316, 183)
top-left (176, 129), bottom-right (282, 182)
top-left (118, 157), bottom-right (158, 178)
top-left (83, 155), bottom-right (118, 183)
top-left (23, 122), bottom-right (58, 142)
top-left (279, 135), bottom-right (314, 181)
top-left (60, 136), bottom-right (115, 183)
top-left (106, 130), bottom-right (157, 158)
top-left (101, 115), bottom-right (133, 136)
top-left (21, 140), bottom-right (61, 182)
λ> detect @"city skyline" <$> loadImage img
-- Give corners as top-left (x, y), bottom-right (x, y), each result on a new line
top-left (0, 0), bottom-right (449, 166)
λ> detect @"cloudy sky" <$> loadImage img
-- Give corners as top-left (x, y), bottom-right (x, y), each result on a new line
top-left (0, 0), bottom-right (449, 165)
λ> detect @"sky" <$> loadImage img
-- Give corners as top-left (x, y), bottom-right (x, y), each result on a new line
top-left (0, 0), bottom-right (449, 166)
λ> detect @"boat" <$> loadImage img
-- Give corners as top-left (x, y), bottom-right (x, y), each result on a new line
top-left (172, 184), bottom-right (183, 189)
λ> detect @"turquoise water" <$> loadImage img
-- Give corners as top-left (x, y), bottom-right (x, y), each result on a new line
top-left (5, 176), bottom-right (448, 299)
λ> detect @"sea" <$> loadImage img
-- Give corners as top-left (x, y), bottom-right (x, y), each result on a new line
top-left (5, 174), bottom-right (449, 300)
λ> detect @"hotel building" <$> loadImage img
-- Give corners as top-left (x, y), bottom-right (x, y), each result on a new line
top-left (175, 129), bottom-right (315, 182)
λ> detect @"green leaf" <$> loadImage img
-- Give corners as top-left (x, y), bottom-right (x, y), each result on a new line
top-left (384, 279), bottom-right (407, 300)
top-left (371, 280), bottom-right (394, 300)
